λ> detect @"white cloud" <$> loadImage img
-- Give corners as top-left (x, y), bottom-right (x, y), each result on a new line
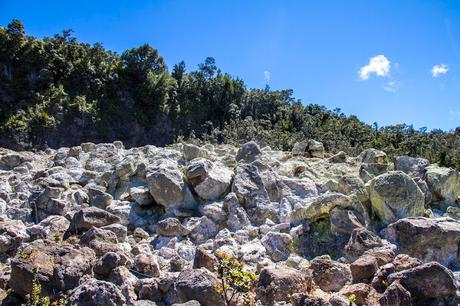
top-left (432, 64), bottom-right (448, 77)
top-left (383, 81), bottom-right (398, 92)
top-left (359, 55), bottom-right (391, 80)
top-left (264, 70), bottom-right (270, 83)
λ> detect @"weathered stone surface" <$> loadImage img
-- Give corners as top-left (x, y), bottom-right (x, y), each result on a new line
top-left (9, 239), bottom-right (96, 298)
top-left (187, 158), bottom-right (232, 200)
top-left (183, 143), bottom-right (209, 161)
top-left (256, 267), bottom-right (311, 306)
top-left (350, 254), bottom-right (378, 282)
top-left (329, 206), bottom-right (364, 235)
top-left (310, 255), bottom-right (352, 292)
top-left (261, 231), bottom-right (293, 262)
top-left (70, 206), bottom-right (121, 232)
top-left (68, 278), bottom-right (126, 306)
top-left (386, 217), bottom-right (460, 267)
top-left (394, 156), bottom-right (429, 179)
top-left (378, 281), bottom-right (412, 306)
top-left (345, 227), bottom-right (383, 258)
top-left (231, 164), bottom-right (270, 209)
top-left (236, 141), bottom-right (262, 163)
top-left (291, 192), bottom-right (352, 222)
top-left (425, 164), bottom-right (460, 204)
top-left (156, 217), bottom-right (190, 237)
top-left (368, 171), bottom-right (425, 224)
top-left (147, 159), bottom-right (196, 211)
top-left (173, 268), bottom-right (224, 306)
top-left (387, 262), bottom-right (457, 302)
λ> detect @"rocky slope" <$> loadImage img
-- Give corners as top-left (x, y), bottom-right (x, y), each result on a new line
top-left (0, 140), bottom-right (460, 305)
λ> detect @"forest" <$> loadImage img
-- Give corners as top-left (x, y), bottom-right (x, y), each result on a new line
top-left (1, 19), bottom-right (459, 169)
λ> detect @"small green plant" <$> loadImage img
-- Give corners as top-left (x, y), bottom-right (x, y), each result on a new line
top-left (215, 251), bottom-right (259, 306)
top-left (347, 293), bottom-right (356, 305)
top-left (22, 276), bottom-right (67, 306)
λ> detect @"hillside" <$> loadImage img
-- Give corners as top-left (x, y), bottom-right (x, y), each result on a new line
top-left (1, 20), bottom-right (460, 170)
top-left (1, 140), bottom-right (460, 305)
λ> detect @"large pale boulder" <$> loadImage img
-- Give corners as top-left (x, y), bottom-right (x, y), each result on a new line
top-left (147, 159), bottom-right (196, 211)
top-left (394, 156), bottom-right (429, 179)
top-left (290, 192), bottom-right (352, 222)
top-left (261, 231), bottom-right (293, 262)
top-left (367, 171), bottom-right (425, 224)
top-left (186, 159), bottom-right (232, 201)
top-left (68, 278), bottom-right (126, 306)
top-left (70, 207), bottom-right (121, 233)
top-left (425, 164), bottom-right (460, 204)
top-left (310, 255), bottom-right (352, 292)
top-left (386, 217), bottom-right (460, 267)
top-left (236, 141), bottom-right (262, 163)
top-left (231, 164), bottom-right (270, 208)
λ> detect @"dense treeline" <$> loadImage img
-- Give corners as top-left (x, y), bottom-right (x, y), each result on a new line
top-left (1, 20), bottom-right (459, 168)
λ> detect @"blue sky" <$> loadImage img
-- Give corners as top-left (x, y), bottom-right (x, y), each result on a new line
top-left (1, 0), bottom-right (459, 130)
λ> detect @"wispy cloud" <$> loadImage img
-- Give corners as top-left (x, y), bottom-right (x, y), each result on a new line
top-left (449, 110), bottom-right (460, 116)
top-left (383, 81), bottom-right (399, 92)
top-left (432, 64), bottom-right (449, 77)
top-left (264, 70), bottom-right (270, 83)
top-left (359, 55), bottom-right (391, 80)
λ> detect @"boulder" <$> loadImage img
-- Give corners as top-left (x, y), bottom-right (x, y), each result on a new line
top-left (367, 171), bottom-right (425, 224)
top-left (358, 149), bottom-right (387, 164)
top-left (387, 262), bottom-right (457, 302)
top-left (345, 227), bottom-right (383, 258)
top-left (261, 231), bottom-right (293, 262)
top-left (193, 246), bottom-right (218, 271)
top-left (156, 218), bottom-right (190, 237)
top-left (70, 207), bottom-right (121, 233)
top-left (310, 255), bottom-right (352, 292)
top-left (185, 216), bottom-right (219, 242)
top-left (79, 227), bottom-right (120, 256)
top-left (224, 193), bottom-right (251, 231)
top-left (68, 278), bottom-right (126, 306)
top-left (236, 141), bottom-right (261, 163)
top-left (186, 159), bottom-right (232, 201)
top-left (425, 164), bottom-right (460, 204)
top-left (146, 159), bottom-right (196, 211)
top-left (394, 156), bottom-right (429, 179)
top-left (0, 218), bottom-right (30, 254)
top-left (338, 174), bottom-right (369, 204)
top-left (290, 192), bottom-right (352, 222)
top-left (379, 281), bottom-right (412, 306)
top-left (386, 217), bottom-right (460, 267)
top-left (350, 254), bottom-right (378, 282)
top-left (329, 206), bottom-right (364, 235)
top-left (183, 143), bottom-right (209, 161)
top-left (132, 254), bottom-right (160, 277)
top-left (256, 267), bottom-right (311, 306)
top-left (291, 294), bottom-right (331, 306)
top-left (231, 164), bottom-right (270, 209)
top-left (9, 239), bottom-right (96, 298)
top-left (173, 268), bottom-right (224, 306)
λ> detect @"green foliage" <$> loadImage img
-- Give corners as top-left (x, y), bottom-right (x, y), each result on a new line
top-left (1, 19), bottom-right (460, 170)
top-left (22, 276), bottom-right (67, 306)
top-left (215, 251), bottom-right (259, 306)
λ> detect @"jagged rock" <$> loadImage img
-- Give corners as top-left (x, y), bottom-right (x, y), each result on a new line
top-left (345, 227), bottom-right (383, 258)
top-left (392, 254), bottom-right (422, 272)
top-left (68, 278), bottom-right (126, 306)
top-left (146, 159), bottom-right (196, 212)
top-left (360, 163), bottom-right (389, 182)
top-left (198, 201), bottom-right (227, 224)
top-left (172, 301), bottom-right (201, 306)
top-left (79, 227), bottom-right (120, 256)
top-left (9, 239), bottom-right (96, 298)
top-left (70, 207), bottom-right (121, 233)
top-left (328, 151), bottom-right (347, 163)
top-left (290, 192), bottom-right (352, 222)
top-left (358, 149), bottom-right (387, 164)
top-left (101, 223), bottom-right (128, 242)
top-left (329, 206), bottom-right (364, 235)
top-left (231, 164), bottom-right (270, 209)
top-left (156, 217), bottom-right (190, 237)
top-left (310, 255), bottom-right (352, 292)
top-left (27, 215), bottom-right (70, 240)
top-left (291, 294), bottom-right (331, 306)
top-left (223, 192), bottom-right (251, 231)
top-left (186, 158), bottom-right (232, 201)
top-left (130, 184), bottom-right (154, 206)
top-left (350, 254), bottom-right (378, 282)
top-left (394, 156), bottom-right (429, 179)
top-left (387, 262), bottom-right (457, 303)
top-left (338, 174), bottom-right (369, 204)
top-left (94, 252), bottom-right (123, 276)
top-left (173, 268), bottom-right (224, 306)
top-left (261, 231), bottom-right (293, 262)
top-left (425, 164), bottom-right (460, 204)
top-left (256, 267), bottom-right (311, 306)
top-left (183, 143), bottom-right (209, 161)
top-left (185, 216), bottom-right (219, 242)
top-left (132, 254), bottom-right (160, 277)
top-left (339, 283), bottom-right (371, 305)
top-left (0, 218), bottom-right (30, 254)
top-left (193, 246), bottom-right (218, 271)
top-left (88, 186), bottom-right (113, 209)
top-left (236, 141), bottom-right (261, 163)
top-left (371, 263), bottom-right (396, 293)
top-left (367, 171), bottom-right (425, 224)
top-left (378, 281), bottom-right (412, 306)
top-left (386, 217), bottom-right (460, 267)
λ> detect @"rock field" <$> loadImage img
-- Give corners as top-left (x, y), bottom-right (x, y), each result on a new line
top-left (0, 139), bottom-right (460, 305)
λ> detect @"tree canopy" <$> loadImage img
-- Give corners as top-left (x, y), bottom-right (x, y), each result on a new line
top-left (1, 19), bottom-right (459, 169)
